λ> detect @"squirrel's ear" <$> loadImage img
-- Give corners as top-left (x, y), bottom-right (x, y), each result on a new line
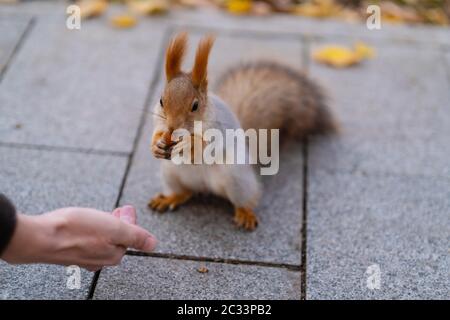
top-left (165, 32), bottom-right (188, 82)
top-left (191, 34), bottom-right (215, 91)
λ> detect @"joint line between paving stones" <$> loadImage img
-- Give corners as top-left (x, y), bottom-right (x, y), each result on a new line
top-left (177, 24), bottom-right (303, 41)
top-left (86, 26), bottom-right (175, 300)
top-left (125, 250), bottom-right (302, 271)
top-left (300, 137), bottom-right (309, 300)
top-left (0, 16), bottom-right (35, 84)
top-left (443, 50), bottom-right (450, 90)
top-left (0, 141), bottom-right (129, 158)
top-left (298, 36), bottom-right (311, 300)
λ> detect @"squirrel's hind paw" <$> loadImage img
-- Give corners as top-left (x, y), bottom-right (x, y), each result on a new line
top-left (148, 192), bottom-right (192, 213)
top-left (234, 207), bottom-right (258, 231)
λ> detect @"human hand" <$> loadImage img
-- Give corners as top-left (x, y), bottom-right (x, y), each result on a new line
top-left (1, 206), bottom-right (156, 271)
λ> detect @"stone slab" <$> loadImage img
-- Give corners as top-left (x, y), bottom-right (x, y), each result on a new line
top-left (309, 40), bottom-right (450, 177)
top-left (0, 146), bottom-right (128, 299)
top-left (187, 31), bottom-right (304, 84)
top-left (306, 171), bottom-right (450, 300)
top-left (94, 255), bottom-right (301, 299)
top-left (121, 118), bottom-right (303, 265)
top-left (0, 15), bottom-right (30, 77)
top-left (0, 14), bottom-right (167, 153)
top-left (119, 33), bottom-right (304, 265)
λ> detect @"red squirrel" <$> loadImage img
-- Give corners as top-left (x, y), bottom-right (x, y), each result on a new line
top-left (149, 32), bottom-right (336, 231)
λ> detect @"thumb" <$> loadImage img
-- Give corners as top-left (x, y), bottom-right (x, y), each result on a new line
top-left (113, 222), bottom-right (157, 252)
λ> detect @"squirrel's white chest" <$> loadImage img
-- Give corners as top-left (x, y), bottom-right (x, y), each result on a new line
top-left (162, 162), bottom-right (227, 196)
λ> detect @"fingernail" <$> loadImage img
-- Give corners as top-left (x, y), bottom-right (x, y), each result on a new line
top-left (142, 236), bottom-right (157, 252)
top-left (120, 205), bottom-right (135, 224)
top-left (112, 207), bottom-right (121, 218)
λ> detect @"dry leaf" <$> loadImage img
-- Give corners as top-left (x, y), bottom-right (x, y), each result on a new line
top-left (354, 42), bottom-right (375, 59)
top-left (293, 0), bottom-right (341, 19)
top-left (227, 0), bottom-right (252, 15)
top-left (77, 0), bottom-right (108, 19)
top-left (197, 266), bottom-right (209, 273)
top-left (313, 42), bottom-right (375, 68)
top-left (111, 14), bottom-right (137, 28)
top-left (422, 8), bottom-right (449, 26)
top-left (266, 0), bottom-right (293, 13)
top-left (128, 0), bottom-right (169, 15)
top-left (337, 8), bottom-right (361, 23)
top-left (251, 1), bottom-right (272, 16)
top-left (313, 45), bottom-right (360, 67)
top-left (177, 0), bottom-right (218, 9)
top-left (379, 1), bottom-right (423, 24)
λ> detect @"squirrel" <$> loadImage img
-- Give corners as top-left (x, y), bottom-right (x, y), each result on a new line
top-left (148, 32), bottom-right (336, 231)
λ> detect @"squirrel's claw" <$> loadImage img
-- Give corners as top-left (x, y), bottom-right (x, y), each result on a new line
top-left (234, 207), bottom-right (258, 231)
top-left (148, 192), bottom-right (193, 213)
top-left (152, 142), bottom-right (172, 160)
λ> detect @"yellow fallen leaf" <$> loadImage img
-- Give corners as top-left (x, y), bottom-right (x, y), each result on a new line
top-left (111, 14), bottom-right (137, 28)
top-left (379, 1), bottom-right (422, 24)
top-left (337, 8), bottom-right (361, 23)
top-left (177, 0), bottom-right (218, 9)
top-left (227, 0), bottom-right (252, 15)
top-left (313, 42), bottom-right (375, 68)
top-left (354, 42), bottom-right (375, 59)
top-left (293, 0), bottom-right (341, 19)
top-left (251, 1), bottom-right (272, 16)
top-left (422, 8), bottom-right (449, 26)
top-left (128, 0), bottom-right (169, 15)
top-left (313, 45), bottom-right (360, 68)
top-left (76, 0), bottom-right (108, 19)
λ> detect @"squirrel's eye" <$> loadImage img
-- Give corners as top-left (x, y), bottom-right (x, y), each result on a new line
top-left (160, 98), bottom-right (163, 108)
top-left (191, 101), bottom-right (199, 112)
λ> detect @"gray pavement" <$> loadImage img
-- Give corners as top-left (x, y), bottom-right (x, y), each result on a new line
top-left (0, 1), bottom-right (449, 299)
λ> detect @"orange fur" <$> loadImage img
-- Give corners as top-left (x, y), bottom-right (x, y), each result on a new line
top-left (234, 207), bottom-right (258, 230)
top-left (191, 34), bottom-right (215, 91)
top-left (165, 32), bottom-right (188, 82)
top-left (152, 130), bottom-right (165, 145)
top-left (149, 191), bottom-right (193, 212)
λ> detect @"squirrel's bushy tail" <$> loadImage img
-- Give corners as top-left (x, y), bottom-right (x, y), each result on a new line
top-left (215, 61), bottom-right (337, 139)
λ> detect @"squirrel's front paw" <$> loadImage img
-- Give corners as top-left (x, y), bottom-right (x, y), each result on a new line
top-left (152, 138), bottom-right (172, 160)
top-left (148, 192), bottom-right (192, 213)
top-left (234, 207), bottom-right (258, 231)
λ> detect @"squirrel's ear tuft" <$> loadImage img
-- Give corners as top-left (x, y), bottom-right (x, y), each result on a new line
top-left (165, 32), bottom-right (188, 82)
top-left (191, 34), bottom-right (215, 91)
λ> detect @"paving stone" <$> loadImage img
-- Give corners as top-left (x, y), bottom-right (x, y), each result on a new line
top-left (307, 171), bottom-right (450, 300)
top-left (171, 8), bottom-right (450, 47)
top-left (0, 15), bottom-right (30, 77)
top-left (94, 255), bottom-right (301, 299)
top-left (0, 146), bottom-right (128, 299)
top-left (187, 31), bottom-right (304, 83)
top-left (309, 40), bottom-right (450, 177)
top-left (446, 51), bottom-right (450, 74)
top-left (119, 33), bottom-right (304, 265)
top-left (0, 14), bottom-right (167, 153)
top-left (122, 119), bottom-right (303, 265)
